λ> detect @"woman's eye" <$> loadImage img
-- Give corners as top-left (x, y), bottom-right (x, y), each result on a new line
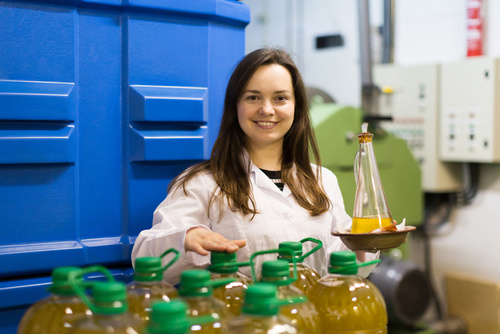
top-left (246, 95), bottom-right (258, 101)
top-left (276, 96), bottom-right (288, 102)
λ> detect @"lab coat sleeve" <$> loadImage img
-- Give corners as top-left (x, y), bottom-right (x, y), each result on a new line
top-left (131, 173), bottom-right (214, 285)
top-left (321, 167), bottom-right (379, 277)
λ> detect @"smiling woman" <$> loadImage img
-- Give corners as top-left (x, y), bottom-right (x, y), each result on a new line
top-left (237, 63), bottom-right (295, 169)
top-left (131, 48), bottom-right (379, 285)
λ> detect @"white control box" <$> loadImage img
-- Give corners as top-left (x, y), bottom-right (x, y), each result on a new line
top-left (374, 63), bottom-right (462, 192)
top-left (440, 57), bottom-right (500, 162)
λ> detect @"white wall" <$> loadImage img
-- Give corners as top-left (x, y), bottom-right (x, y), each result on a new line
top-left (242, 0), bottom-right (500, 315)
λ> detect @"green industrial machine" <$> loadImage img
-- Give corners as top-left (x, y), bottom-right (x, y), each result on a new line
top-left (310, 102), bottom-right (423, 229)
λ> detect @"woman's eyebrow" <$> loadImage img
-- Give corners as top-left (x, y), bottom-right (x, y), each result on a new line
top-left (274, 90), bottom-right (292, 94)
top-left (243, 89), bottom-right (261, 94)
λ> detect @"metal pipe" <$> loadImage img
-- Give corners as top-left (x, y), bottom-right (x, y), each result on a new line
top-left (382, 0), bottom-right (395, 64)
top-left (357, 0), bottom-right (379, 117)
top-left (357, 0), bottom-right (373, 86)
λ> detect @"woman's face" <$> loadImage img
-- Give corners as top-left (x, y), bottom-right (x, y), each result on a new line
top-left (237, 64), bottom-right (295, 152)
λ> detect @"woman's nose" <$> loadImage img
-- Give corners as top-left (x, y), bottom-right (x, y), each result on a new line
top-left (259, 99), bottom-right (274, 115)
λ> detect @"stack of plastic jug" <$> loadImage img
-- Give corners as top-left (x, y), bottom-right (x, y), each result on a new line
top-left (277, 237), bottom-right (322, 297)
top-left (208, 251), bottom-right (253, 316)
top-left (18, 266), bottom-right (91, 333)
top-left (177, 269), bottom-right (235, 333)
top-left (309, 251), bottom-right (387, 334)
top-left (127, 248), bottom-right (180, 321)
top-left (146, 300), bottom-right (218, 334)
top-left (226, 283), bottom-right (302, 333)
top-left (67, 266), bottom-right (145, 333)
top-left (250, 249), bottom-right (321, 333)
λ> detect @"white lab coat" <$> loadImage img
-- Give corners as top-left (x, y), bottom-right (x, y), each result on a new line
top-left (131, 153), bottom-right (377, 285)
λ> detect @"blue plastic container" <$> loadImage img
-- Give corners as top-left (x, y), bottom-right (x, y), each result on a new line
top-left (0, 1), bottom-right (249, 332)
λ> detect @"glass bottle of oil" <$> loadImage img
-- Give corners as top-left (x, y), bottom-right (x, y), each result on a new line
top-left (226, 283), bottom-right (301, 334)
top-left (352, 122), bottom-right (394, 233)
top-left (178, 269), bottom-right (235, 333)
top-left (250, 249), bottom-right (321, 333)
top-left (127, 248), bottom-right (180, 321)
top-left (146, 300), bottom-right (218, 334)
top-left (308, 251), bottom-right (387, 333)
top-left (208, 251), bottom-right (252, 317)
top-left (17, 266), bottom-right (91, 334)
top-left (278, 238), bottom-right (322, 297)
top-left (67, 266), bottom-right (145, 334)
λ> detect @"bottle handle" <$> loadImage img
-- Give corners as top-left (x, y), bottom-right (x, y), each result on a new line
top-left (250, 249), bottom-right (297, 284)
top-left (298, 237), bottom-right (323, 262)
top-left (354, 150), bottom-right (360, 187)
top-left (68, 265), bottom-right (116, 313)
top-left (161, 248), bottom-right (180, 272)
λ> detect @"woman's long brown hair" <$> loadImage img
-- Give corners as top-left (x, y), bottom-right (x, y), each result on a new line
top-left (170, 48), bottom-right (331, 219)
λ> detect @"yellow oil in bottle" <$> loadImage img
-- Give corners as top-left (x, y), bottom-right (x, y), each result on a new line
top-left (351, 216), bottom-right (393, 234)
top-left (308, 251), bottom-right (387, 334)
top-left (209, 251), bottom-right (252, 317)
top-left (127, 248), bottom-right (180, 321)
top-left (127, 281), bottom-right (178, 320)
top-left (18, 267), bottom-right (91, 334)
top-left (291, 263), bottom-right (320, 297)
top-left (277, 240), bottom-right (322, 298)
top-left (260, 260), bottom-right (321, 334)
top-left (178, 269), bottom-right (232, 333)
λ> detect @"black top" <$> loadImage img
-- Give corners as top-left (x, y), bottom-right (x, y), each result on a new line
top-left (260, 169), bottom-right (284, 191)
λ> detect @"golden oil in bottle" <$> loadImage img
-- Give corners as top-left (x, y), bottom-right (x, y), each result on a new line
top-left (309, 251), bottom-right (387, 333)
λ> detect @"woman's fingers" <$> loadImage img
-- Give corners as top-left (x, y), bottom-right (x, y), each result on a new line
top-left (185, 227), bottom-right (246, 255)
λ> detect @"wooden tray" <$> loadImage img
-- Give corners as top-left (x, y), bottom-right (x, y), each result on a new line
top-left (332, 226), bottom-right (416, 252)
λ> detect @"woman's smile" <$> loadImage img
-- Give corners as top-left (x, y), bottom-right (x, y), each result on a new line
top-left (254, 120), bottom-right (278, 129)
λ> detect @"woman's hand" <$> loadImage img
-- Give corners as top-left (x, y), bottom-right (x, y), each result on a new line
top-left (185, 227), bottom-right (247, 256)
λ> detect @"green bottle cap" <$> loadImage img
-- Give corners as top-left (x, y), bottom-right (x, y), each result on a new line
top-left (329, 251), bottom-right (358, 275)
top-left (134, 257), bottom-right (163, 282)
top-left (278, 241), bottom-right (303, 261)
top-left (178, 270), bottom-right (213, 297)
top-left (91, 281), bottom-right (128, 314)
top-left (147, 300), bottom-right (190, 334)
top-left (49, 266), bottom-right (81, 295)
top-left (133, 248), bottom-right (180, 282)
top-left (209, 251), bottom-right (238, 274)
top-left (241, 283), bottom-right (280, 316)
top-left (261, 260), bottom-right (291, 286)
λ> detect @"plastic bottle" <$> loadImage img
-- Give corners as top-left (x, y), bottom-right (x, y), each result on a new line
top-left (250, 249), bottom-right (321, 333)
top-left (127, 248), bottom-right (180, 321)
top-left (277, 238), bottom-right (322, 297)
top-left (308, 251), bottom-right (387, 333)
top-left (67, 266), bottom-right (145, 333)
top-left (208, 251), bottom-right (252, 316)
top-left (17, 266), bottom-right (91, 334)
top-left (178, 269), bottom-right (235, 333)
top-left (145, 300), bottom-right (218, 334)
top-left (226, 283), bottom-right (301, 333)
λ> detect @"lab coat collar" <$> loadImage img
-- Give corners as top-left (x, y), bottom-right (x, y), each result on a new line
top-left (243, 149), bottom-right (293, 197)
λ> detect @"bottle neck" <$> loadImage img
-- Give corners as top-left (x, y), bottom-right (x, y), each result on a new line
top-left (260, 276), bottom-right (290, 286)
top-left (133, 271), bottom-right (162, 282)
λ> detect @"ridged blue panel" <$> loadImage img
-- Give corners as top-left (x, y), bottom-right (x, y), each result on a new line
top-left (129, 85), bottom-right (208, 122)
top-left (0, 1), bottom-right (249, 332)
top-left (0, 123), bottom-right (75, 164)
top-left (129, 126), bottom-right (209, 161)
top-left (0, 80), bottom-right (75, 121)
